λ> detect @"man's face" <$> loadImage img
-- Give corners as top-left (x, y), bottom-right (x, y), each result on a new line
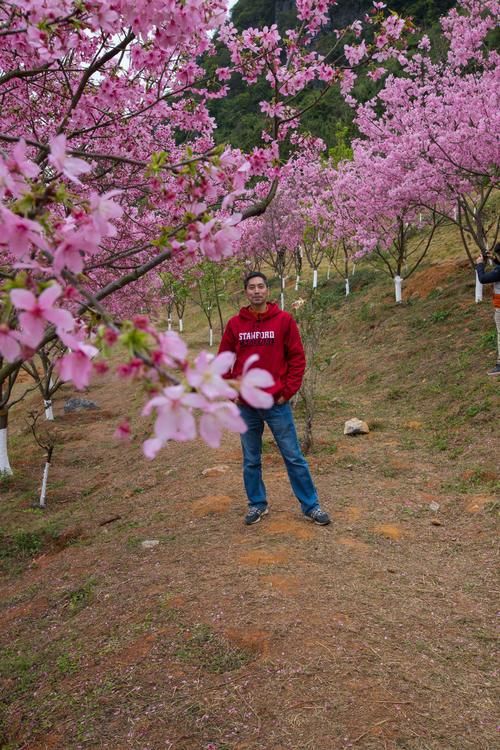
top-left (245, 276), bottom-right (269, 307)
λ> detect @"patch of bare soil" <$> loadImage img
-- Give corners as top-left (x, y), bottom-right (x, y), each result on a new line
top-left (405, 258), bottom-right (469, 298)
top-left (238, 547), bottom-right (292, 566)
top-left (261, 517), bottom-right (315, 540)
top-left (192, 495), bottom-right (234, 516)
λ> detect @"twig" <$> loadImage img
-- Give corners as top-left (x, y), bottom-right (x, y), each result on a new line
top-left (98, 515), bottom-right (122, 526)
top-left (313, 640), bottom-right (339, 659)
top-left (351, 718), bottom-right (394, 744)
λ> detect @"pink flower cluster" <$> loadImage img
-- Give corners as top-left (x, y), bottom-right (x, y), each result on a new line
top-left (142, 350), bottom-right (274, 457)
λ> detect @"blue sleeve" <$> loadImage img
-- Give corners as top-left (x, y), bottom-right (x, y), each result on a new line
top-left (475, 263), bottom-right (500, 284)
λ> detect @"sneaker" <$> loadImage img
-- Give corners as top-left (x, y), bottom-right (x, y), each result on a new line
top-left (487, 364), bottom-right (500, 376)
top-left (305, 507), bottom-right (331, 526)
top-left (244, 507), bottom-right (269, 526)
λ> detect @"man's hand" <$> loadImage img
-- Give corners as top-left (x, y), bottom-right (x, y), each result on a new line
top-left (476, 255), bottom-right (484, 264)
top-left (276, 396), bottom-right (286, 405)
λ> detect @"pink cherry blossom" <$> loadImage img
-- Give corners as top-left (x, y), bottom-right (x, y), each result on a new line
top-left (186, 350), bottom-right (237, 400)
top-left (48, 135), bottom-right (92, 184)
top-left (0, 207), bottom-right (48, 260)
top-left (57, 330), bottom-right (99, 390)
top-left (9, 139), bottom-right (40, 180)
top-left (239, 355), bottom-right (275, 408)
top-left (58, 348), bottom-right (96, 390)
top-left (0, 325), bottom-right (21, 362)
top-left (89, 191), bottom-right (123, 237)
top-left (199, 402), bottom-right (247, 448)
top-left (10, 284), bottom-right (75, 349)
top-left (142, 384), bottom-right (199, 454)
top-left (114, 421), bottom-right (132, 441)
top-left (143, 437), bottom-right (164, 460)
top-left (154, 331), bottom-right (188, 367)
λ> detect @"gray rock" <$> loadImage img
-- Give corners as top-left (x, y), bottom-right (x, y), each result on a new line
top-left (344, 418), bottom-right (370, 436)
top-left (64, 397), bottom-right (99, 413)
top-left (201, 464), bottom-right (230, 477)
top-left (141, 539), bottom-right (160, 549)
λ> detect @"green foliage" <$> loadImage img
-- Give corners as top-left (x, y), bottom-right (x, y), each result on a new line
top-left (479, 329), bottom-right (496, 349)
top-left (0, 525), bottom-right (60, 566)
top-left (0, 649), bottom-right (37, 698)
top-left (56, 653), bottom-right (80, 675)
top-left (175, 623), bottom-right (252, 673)
top-left (207, 0), bottom-right (456, 151)
top-left (430, 309), bottom-right (451, 323)
top-left (65, 578), bottom-right (97, 615)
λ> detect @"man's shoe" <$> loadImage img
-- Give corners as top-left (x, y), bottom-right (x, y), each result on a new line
top-left (244, 507), bottom-right (269, 525)
top-left (305, 507), bottom-right (331, 526)
top-left (487, 363), bottom-right (500, 376)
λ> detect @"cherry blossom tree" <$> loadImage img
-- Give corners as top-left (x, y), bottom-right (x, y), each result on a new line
top-left (0, 0), bottom-right (410, 475)
top-left (352, 0), bottom-right (500, 295)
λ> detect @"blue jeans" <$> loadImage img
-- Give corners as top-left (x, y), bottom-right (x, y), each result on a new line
top-left (238, 402), bottom-right (319, 515)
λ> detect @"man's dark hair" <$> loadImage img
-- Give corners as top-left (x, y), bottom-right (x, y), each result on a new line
top-left (244, 271), bottom-right (268, 289)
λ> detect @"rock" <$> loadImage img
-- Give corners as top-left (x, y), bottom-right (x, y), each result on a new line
top-left (429, 501), bottom-right (440, 512)
top-left (431, 519), bottom-right (443, 527)
top-left (64, 397), bottom-right (99, 413)
top-left (141, 539), bottom-right (160, 549)
top-left (202, 465), bottom-right (230, 477)
top-left (344, 418), bottom-right (369, 436)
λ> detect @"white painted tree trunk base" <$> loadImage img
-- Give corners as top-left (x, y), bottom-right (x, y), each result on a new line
top-left (209, 328), bottom-right (213, 347)
top-left (295, 275), bottom-right (300, 291)
top-left (313, 269), bottom-right (318, 289)
top-left (394, 275), bottom-right (403, 303)
top-left (345, 278), bottom-right (350, 296)
top-left (39, 462), bottom-right (50, 508)
top-left (0, 428), bottom-right (13, 476)
top-left (167, 317), bottom-right (172, 331)
top-left (475, 272), bottom-right (483, 303)
top-left (179, 318), bottom-right (184, 333)
top-left (44, 399), bottom-right (54, 420)
top-left (280, 293), bottom-right (285, 310)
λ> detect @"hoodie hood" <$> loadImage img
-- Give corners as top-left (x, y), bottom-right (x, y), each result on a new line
top-left (238, 302), bottom-right (281, 321)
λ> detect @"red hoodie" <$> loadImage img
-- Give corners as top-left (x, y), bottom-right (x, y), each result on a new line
top-left (218, 302), bottom-right (306, 402)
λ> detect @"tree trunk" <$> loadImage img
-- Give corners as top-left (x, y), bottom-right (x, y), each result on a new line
top-left (44, 399), bottom-right (54, 421)
top-left (475, 271), bottom-right (483, 303)
top-left (39, 462), bottom-right (50, 508)
top-left (394, 275), bottom-right (403, 303)
top-left (0, 411), bottom-right (12, 476)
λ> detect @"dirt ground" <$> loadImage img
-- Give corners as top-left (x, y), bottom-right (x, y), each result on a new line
top-left (0, 259), bottom-right (498, 750)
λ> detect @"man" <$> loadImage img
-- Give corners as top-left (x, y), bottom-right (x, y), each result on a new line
top-left (218, 271), bottom-right (330, 526)
top-left (475, 244), bottom-right (500, 376)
